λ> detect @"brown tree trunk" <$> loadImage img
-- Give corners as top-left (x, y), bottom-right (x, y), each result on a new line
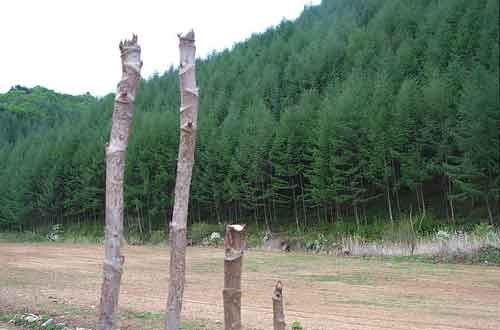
top-left (292, 182), bottom-right (299, 231)
top-left (448, 177), bottom-right (455, 224)
top-left (353, 202), bottom-right (359, 228)
top-left (485, 195), bottom-right (494, 225)
top-left (420, 186), bottom-right (426, 217)
top-left (299, 174), bottom-right (307, 227)
top-left (97, 35), bottom-right (142, 330)
top-left (386, 186), bottom-right (394, 226)
top-left (165, 30), bottom-right (199, 330)
top-left (223, 224), bottom-right (247, 330)
top-left (272, 281), bottom-right (286, 330)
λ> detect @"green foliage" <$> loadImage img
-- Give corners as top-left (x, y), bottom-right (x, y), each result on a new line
top-left (0, 231), bottom-right (47, 242)
top-left (9, 314), bottom-right (68, 330)
top-left (0, 0), bottom-right (498, 234)
top-left (188, 222), bottom-right (224, 245)
top-left (0, 85), bottom-right (95, 146)
top-left (290, 321), bottom-right (304, 330)
top-left (149, 230), bottom-right (166, 245)
top-left (432, 245), bottom-right (500, 265)
top-left (247, 229), bottom-right (266, 248)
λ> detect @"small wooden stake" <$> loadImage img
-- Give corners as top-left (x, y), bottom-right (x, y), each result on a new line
top-left (223, 224), bottom-right (247, 330)
top-left (272, 281), bottom-right (286, 330)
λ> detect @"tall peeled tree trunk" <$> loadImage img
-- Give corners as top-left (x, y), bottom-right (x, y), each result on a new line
top-left (97, 35), bottom-right (142, 330)
top-left (165, 30), bottom-right (199, 330)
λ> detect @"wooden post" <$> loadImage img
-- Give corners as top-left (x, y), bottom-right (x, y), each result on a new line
top-left (223, 225), bottom-right (247, 330)
top-left (272, 281), bottom-right (286, 330)
top-left (165, 30), bottom-right (199, 330)
top-left (97, 35), bottom-right (142, 330)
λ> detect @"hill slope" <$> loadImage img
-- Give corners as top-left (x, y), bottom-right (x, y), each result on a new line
top-left (0, 0), bottom-right (498, 232)
top-left (0, 85), bottom-right (96, 146)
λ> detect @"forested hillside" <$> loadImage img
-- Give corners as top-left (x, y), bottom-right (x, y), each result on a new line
top-left (0, 85), bottom-right (96, 146)
top-left (0, 0), bottom-right (498, 233)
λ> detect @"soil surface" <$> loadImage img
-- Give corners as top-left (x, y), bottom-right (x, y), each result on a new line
top-left (0, 323), bottom-right (16, 330)
top-left (1, 243), bottom-right (499, 330)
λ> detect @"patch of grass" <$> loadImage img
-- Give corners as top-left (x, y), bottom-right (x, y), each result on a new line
top-left (125, 310), bottom-right (164, 320)
top-left (7, 314), bottom-right (68, 330)
top-left (336, 298), bottom-right (393, 308)
top-left (290, 321), bottom-right (304, 330)
top-left (0, 310), bottom-right (15, 322)
top-left (188, 223), bottom-right (224, 245)
top-left (431, 245), bottom-right (500, 265)
top-left (308, 275), bottom-right (339, 282)
top-left (363, 246), bottom-right (500, 266)
top-left (181, 320), bottom-right (212, 330)
top-left (191, 259), bottom-right (222, 273)
top-left (0, 231), bottom-right (47, 243)
top-left (306, 273), bottom-right (373, 285)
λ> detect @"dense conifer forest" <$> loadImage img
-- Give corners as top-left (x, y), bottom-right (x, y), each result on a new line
top-left (0, 0), bottom-right (498, 234)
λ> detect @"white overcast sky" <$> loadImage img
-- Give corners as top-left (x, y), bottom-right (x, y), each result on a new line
top-left (1, 0), bottom-right (320, 96)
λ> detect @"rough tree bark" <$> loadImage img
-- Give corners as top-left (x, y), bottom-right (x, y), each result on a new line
top-left (97, 35), bottom-right (142, 330)
top-left (165, 30), bottom-right (199, 330)
top-left (272, 281), bottom-right (286, 330)
top-left (223, 225), bottom-right (247, 330)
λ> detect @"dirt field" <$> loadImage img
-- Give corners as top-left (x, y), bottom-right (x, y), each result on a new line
top-left (1, 243), bottom-right (499, 330)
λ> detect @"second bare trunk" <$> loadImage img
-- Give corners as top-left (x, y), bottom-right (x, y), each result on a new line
top-left (165, 30), bottom-right (199, 330)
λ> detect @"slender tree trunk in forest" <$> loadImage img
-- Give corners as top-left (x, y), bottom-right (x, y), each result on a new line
top-left (395, 188), bottom-right (401, 218)
top-left (299, 174), bottom-right (307, 227)
top-left (165, 30), bottom-right (199, 330)
top-left (272, 281), bottom-right (286, 330)
top-left (386, 187), bottom-right (394, 226)
top-left (291, 182), bottom-right (299, 231)
top-left (447, 177), bottom-right (455, 224)
top-left (261, 181), bottom-right (270, 231)
top-left (419, 183), bottom-right (426, 217)
top-left (97, 35), bottom-right (142, 330)
top-left (485, 195), bottom-right (494, 225)
top-left (416, 185), bottom-right (421, 216)
top-left (353, 203), bottom-right (359, 228)
top-left (223, 225), bottom-right (247, 330)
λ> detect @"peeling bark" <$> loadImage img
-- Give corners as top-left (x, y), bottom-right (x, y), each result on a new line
top-left (272, 281), bottom-right (286, 330)
top-left (223, 224), bottom-right (247, 330)
top-left (165, 30), bottom-right (199, 330)
top-left (97, 35), bottom-right (142, 330)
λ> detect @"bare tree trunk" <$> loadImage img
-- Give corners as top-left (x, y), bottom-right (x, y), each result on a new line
top-left (292, 183), bottom-right (299, 231)
top-left (485, 195), bottom-right (494, 225)
top-left (448, 177), bottom-right (455, 224)
top-left (353, 202), bottom-right (359, 228)
top-left (386, 186), bottom-right (394, 226)
top-left (416, 185), bottom-right (421, 216)
top-left (223, 225), bottom-right (247, 330)
top-left (272, 281), bottom-right (286, 330)
top-left (299, 174), bottom-right (307, 227)
top-left (395, 187), bottom-right (401, 218)
top-left (97, 35), bottom-right (142, 330)
top-left (421, 186), bottom-right (426, 217)
top-left (165, 30), bottom-right (199, 330)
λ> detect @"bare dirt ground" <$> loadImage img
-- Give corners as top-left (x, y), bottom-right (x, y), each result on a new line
top-left (0, 323), bottom-right (16, 330)
top-left (1, 243), bottom-right (499, 330)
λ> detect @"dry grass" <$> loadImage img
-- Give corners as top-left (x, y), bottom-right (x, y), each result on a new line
top-left (1, 243), bottom-right (499, 330)
top-left (340, 231), bottom-right (500, 257)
